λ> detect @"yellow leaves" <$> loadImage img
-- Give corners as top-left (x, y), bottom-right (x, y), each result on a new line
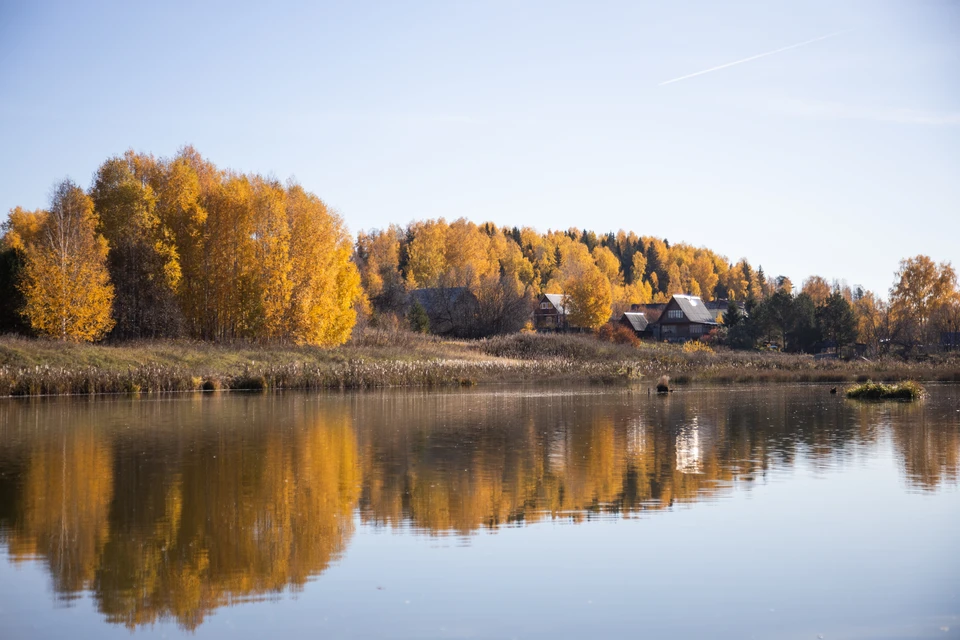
top-left (888, 255), bottom-right (960, 344)
top-left (445, 218), bottom-right (497, 288)
top-left (355, 227), bottom-right (402, 299)
top-left (564, 266), bottom-right (612, 330)
top-left (592, 245), bottom-right (622, 287)
top-left (405, 219), bottom-right (449, 288)
top-left (801, 275), bottom-right (832, 306)
top-left (666, 263), bottom-right (683, 295)
top-left (2, 207), bottom-right (46, 251)
top-left (630, 251), bottom-right (647, 285)
top-left (18, 181), bottom-right (115, 342)
top-left (285, 186), bottom-right (362, 346)
top-left (689, 254), bottom-right (718, 301)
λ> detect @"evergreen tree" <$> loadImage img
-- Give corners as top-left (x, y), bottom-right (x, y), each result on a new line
top-left (722, 299), bottom-right (742, 327)
top-left (817, 292), bottom-right (857, 353)
top-left (408, 301), bottom-right (430, 333)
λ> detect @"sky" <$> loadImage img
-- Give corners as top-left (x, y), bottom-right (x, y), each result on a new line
top-left (0, 0), bottom-right (957, 297)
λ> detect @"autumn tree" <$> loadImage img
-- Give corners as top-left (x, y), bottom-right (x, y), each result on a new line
top-left (592, 245), bottom-right (622, 287)
top-left (564, 267), bottom-right (612, 331)
top-left (91, 154), bottom-right (182, 338)
top-left (0, 207), bottom-right (45, 334)
top-left (889, 255), bottom-right (959, 348)
top-left (404, 219), bottom-right (448, 288)
top-left (150, 150), bottom-right (210, 336)
top-left (852, 289), bottom-right (887, 354)
top-left (355, 226), bottom-right (405, 312)
top-left (17, 180), bottom-right (115, 341)
top-left (776, 275), bottom-right (794, 294)
top-left (284, 184), bottom-right (362, 345)
top-left (801, 275), bottom-right (832, 307)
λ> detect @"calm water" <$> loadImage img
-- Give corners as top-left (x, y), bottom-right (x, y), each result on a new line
top-left (0, 385), bottom-right (958, 639)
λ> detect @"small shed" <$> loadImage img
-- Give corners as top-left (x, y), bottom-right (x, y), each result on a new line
top-left (619, 312), bottom-right (652, 338)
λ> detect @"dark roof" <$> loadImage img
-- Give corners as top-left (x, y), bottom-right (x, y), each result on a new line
top-left (541, 293), bottom-right (569, 315)
top-left (621, 312), bottom-right (649, 332)
top-left (409, 287), bottom-right (474, 313)
top-left (671, 295), bottom-right (718, 324)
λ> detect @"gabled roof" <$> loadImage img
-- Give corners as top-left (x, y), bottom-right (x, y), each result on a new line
top-left (621, 312), bottom-right (649, 332)
top-left (541, 293), bottom-right (568, 315)
top-left (670, 294), bottom-right (718, 324)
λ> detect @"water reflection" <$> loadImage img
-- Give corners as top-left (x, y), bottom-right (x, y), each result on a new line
top-left (0, 397), bottom-right (358, 629)
top-left (0, 386), bottom-right (957, 630)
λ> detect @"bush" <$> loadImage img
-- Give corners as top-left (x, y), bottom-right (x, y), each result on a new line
top-left (597, 322), bottom-right (640, 347)
top-left (682, 340), bottom-right (714, 354)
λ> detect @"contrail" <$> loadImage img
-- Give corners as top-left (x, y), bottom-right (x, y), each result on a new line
top-left (659, 30), bottom-right (850, 86)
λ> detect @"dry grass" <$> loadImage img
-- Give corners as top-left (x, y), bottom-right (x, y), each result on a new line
top-left (1, 332), bottom-right (958, 397)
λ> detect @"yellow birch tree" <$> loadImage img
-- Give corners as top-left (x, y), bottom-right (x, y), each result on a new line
top-left (19, 180), bottom-right (114, 341)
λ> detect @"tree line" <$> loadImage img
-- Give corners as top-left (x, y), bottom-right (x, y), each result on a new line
top-left (2, 149), bottom-right (957, 352)
top-left (1, 148), bottom-right (361, 344)
top-left (717, 257), bottom-right (960, 355)
top-left (356, 220), bottom-right (789, 333)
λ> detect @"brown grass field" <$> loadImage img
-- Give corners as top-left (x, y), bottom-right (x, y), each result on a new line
top-left (1, 331), bottom-right (958, 397)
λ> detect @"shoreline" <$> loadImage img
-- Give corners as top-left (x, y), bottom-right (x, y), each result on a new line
top-left (2, 334), bottom-right (958, 398)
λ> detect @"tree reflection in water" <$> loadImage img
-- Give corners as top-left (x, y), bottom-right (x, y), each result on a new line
top-left (0, 386), bottom-right (956, 629)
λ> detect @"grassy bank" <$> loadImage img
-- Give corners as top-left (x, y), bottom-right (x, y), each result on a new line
top-left (477, 334), bottom-right (960, 385)
top-left (1, 332), bottom-right (959, 397)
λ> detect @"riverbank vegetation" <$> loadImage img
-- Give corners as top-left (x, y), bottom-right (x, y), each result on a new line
top-left (845, 380), bottom-right (926, 401)
top-left (2, 332), bottom-right (958, 397)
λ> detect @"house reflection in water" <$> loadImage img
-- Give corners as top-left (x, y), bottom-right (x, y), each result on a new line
top-left (675, 418), bottom-right (702, 474)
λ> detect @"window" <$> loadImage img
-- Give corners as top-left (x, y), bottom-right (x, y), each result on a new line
top-left (690, 324), bottom-right (703, 335)
top-left (668, 309), bottom-right (683, 319)
top-left (540, 302), bottom-right (551, 310)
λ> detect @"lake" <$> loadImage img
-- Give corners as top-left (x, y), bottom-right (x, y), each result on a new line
top-left (0, 385), bottom-right (958, 639)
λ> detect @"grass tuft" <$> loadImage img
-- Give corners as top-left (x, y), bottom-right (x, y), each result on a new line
top-left (845, 380), bottom-right (925, 400)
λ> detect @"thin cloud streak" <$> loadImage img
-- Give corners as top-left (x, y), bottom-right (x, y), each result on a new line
top-left (659, 30), bottom-right (851, 86)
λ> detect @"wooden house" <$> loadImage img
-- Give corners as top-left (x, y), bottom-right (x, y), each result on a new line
top-left (533, 293), bottom-right (570, 331)
top-left (654, 294), bottom-right (718, 342)
top-left (630, 303), bottom-right (665, 324)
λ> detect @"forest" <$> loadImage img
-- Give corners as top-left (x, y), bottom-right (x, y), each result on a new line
top-left (1, 147), bottom-right (958, 355)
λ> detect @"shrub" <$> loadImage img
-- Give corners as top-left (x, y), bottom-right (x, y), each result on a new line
top-left (597, 322), bottom-right (639, 347)
top-left (682, 340), bottom-right (714, 354)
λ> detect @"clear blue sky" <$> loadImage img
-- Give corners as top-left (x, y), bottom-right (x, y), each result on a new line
top-left (1, 0), bottom-right (957, 296)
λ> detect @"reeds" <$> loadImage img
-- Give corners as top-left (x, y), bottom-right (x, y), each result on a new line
top-left (0, 333), bottom-right (958, 398)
